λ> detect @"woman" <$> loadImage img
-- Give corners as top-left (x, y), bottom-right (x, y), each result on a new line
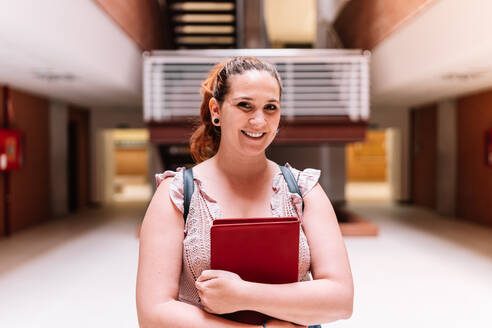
top-left (136, 57), bottom-right (353, 328)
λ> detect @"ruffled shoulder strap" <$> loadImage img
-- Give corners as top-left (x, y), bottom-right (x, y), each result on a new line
top-left (155, 168), bottom-right (185, 214)
top-left (284, 163), bottom-right (321, 198)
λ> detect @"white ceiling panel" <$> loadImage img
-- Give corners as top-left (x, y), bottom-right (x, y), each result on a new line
top-left (371, 0), bottom-right (492, 108)
top-left (0, 0), bottom-right (142, 107)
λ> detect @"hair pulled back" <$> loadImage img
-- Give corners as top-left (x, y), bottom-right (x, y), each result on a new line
top-left (189, 56), bottom-right (283, 163)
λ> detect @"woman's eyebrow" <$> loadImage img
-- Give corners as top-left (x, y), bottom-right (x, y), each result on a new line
top-left (231, 96), bottom-right (279, 103)
top-left (232, 96), bottom-right (253, 101)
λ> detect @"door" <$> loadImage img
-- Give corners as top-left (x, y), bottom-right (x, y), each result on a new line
top-left (411, 105), bottom-right (437, 209)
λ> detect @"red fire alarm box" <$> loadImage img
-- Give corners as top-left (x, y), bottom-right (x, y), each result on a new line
top-left (486, 129), bottom-right (492, 167)
top-left (0, 129), bottom-right (22, 171)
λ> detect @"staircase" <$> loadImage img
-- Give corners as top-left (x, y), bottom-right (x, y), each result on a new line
top-left (165, 0), bottom-right (238, 49)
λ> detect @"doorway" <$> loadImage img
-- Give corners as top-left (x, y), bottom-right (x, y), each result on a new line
top-left (345, 129), bottom-right (393, 204)
top-left (67, 107), bottom-right (89, 212)
top-left (108, 129), bottom-right (152, 203)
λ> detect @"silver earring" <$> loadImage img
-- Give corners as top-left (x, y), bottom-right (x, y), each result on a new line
top-left (276, 129), bottom-right (279, 135)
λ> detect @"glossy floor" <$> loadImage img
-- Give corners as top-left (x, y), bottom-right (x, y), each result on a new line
top-left (0, 202), bottom-right (490, 327)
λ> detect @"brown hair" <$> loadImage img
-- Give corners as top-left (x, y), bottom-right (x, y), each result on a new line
top-left (189, 56), bottom-right (283, 163)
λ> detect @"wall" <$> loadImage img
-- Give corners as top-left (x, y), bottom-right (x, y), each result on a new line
top-left (243, 0), bottom-right (269, 48)
top-left (386, 128), bottom-right (402, 201)
top-left (50, 101), bottom-right (69, 217)
top-left (457, 91), bottom-right (492, 226)
top-left (334, 0), bottom-right (435, 49)
top-left (92, 0), bottom-right (164, 50)
top-left (315, 0), bottom-right (345, 48)
top-left (320, 145), bottom-right (346, 203)
top-left (267, 145), bottom-right (346, 203)
top-left (8, 89), bottom-right (51, 232)
top-left (436, 100), bottom-right (457, 216)
top-left (369, 107), bottom-right (410, 201)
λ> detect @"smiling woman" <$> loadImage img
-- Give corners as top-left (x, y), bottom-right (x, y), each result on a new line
top-left (190, 57), bottom-right (283, 163)
top-left (136, 57), bottom-right (353, 328)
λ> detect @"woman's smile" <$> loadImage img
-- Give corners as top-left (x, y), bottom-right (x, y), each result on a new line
top-left (241, 130), bottom-right (266, 139)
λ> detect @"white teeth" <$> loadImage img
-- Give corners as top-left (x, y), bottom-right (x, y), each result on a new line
top-left (243, 130), bottom-right (264, 138)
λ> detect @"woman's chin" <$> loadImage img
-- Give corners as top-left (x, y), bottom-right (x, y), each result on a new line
top-left (238, 140), bottom-right (273, 156)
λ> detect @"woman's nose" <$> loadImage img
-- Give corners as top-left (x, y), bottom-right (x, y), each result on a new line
top-left (249, 110), bottom-right (266, 126)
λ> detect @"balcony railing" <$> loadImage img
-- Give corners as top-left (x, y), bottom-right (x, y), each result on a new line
top-left (143, 49), bottom-right (370, 122)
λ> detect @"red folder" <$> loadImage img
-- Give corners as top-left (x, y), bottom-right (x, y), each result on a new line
top-left (210, 217), bottom-right (300, 325)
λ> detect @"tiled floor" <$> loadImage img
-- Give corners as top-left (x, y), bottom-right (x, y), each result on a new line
top-left (331, 203), bottom-right (492, 328)
top-left (0, 202), bottom-right (490, 327)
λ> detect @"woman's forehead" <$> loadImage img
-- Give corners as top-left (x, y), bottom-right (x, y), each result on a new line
top-left (227, 70), bottom-right (280, 99)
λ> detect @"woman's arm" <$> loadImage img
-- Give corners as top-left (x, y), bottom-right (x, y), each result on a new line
top-left (196, 183), bottom-right (353, 326)
top-left (136, 178), bottom-right (299, 328)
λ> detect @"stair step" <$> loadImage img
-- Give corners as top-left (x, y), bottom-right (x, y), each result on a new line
top-left (171, 2), bottom-right (234, 11)
top-left (176, 43), bottom-right (236, 48)
top-left (173, 21), bottom-right (235, 26)
top-left (170, 9), bottom-right (235, 15)
top-left (169, 0), bottom-right (235, 3)
top-left (175, 36), bottom-right (235, 44)
top-left (175, 25), bottom-right (235, 33)
top-left (174, 32), bottom-right (235, 37)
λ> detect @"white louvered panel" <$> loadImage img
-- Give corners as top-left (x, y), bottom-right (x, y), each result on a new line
top-left (143, 50), bottom-right (370, 122)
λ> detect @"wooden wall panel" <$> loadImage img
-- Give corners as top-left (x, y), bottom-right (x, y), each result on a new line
top-left (9, 89), bottom-right (51, 232)
top-left (115, 148), bottom-right (148, 176)
top-left (93, 0), bottom-right (165, 50)
top-left (334, 0), bottom-right (435, 50)
top-left (346, 131), bottom-right (387, 182)
top-left (411, 104), bottom-right (437, 210)
top-left (457, 91), bottom-right (492, 226)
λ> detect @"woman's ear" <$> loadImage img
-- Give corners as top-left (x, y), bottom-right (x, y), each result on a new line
top-left (209, 97), bottom-right (220, 119)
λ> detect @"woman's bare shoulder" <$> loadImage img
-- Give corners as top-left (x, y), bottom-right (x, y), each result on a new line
top-left (141, 177), bottom-right (183, 234)
top-left (190, 158), bottom-right (212, 175)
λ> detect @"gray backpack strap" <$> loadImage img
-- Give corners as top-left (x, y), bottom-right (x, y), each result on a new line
top-left (182, 168), bottom-right (194, 222)
top-left (279, 165), bottom-right (304, 212)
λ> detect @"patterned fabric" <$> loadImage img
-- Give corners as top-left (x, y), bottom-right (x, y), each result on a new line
top-left (155, 163), bottom-right (321, 308)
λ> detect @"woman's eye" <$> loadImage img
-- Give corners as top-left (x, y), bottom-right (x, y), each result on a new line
top-left (237, 102), bottom-right (251, 109)
top-left (264, 104), bottom-right (278, 111)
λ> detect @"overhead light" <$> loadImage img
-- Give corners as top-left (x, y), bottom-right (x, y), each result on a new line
top-left (442, 69), bottom-right (489, 81)
top-left (32, 68), bottom-right (76, 82)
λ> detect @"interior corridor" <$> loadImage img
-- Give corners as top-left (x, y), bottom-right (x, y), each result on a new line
top-left (0, 202), bottom-right (490, 328)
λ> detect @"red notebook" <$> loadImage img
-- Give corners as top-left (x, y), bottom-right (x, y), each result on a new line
top-left (210, 217), bottom-right (300, 325)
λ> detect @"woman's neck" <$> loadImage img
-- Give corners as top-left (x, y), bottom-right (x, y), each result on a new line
top-left (212, 146), bottom-right (271, 182)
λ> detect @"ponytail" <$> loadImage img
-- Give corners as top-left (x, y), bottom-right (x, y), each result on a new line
top-left (189, 62), bottom-right (224, 163)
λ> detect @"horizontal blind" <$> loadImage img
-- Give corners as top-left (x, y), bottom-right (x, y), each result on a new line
top-left (143, 50), bottom-right (370, 122)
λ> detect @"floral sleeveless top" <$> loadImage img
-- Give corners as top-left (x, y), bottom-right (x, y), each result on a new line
top-left (155, 163), bottom-right (321, 308)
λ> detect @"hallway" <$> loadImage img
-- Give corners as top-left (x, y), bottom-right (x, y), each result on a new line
top-left (0, 202), bottom-right (490, 327)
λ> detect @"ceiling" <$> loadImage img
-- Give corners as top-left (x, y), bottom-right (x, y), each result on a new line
top-left (0, 0), bottom-right (142, 108)
top-left (371, 0), bottom-right (492, 108)
top-left (1, 0), bottom-right (491, 111)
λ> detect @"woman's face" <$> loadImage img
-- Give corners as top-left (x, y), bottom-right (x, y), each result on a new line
top-left (214, 70), bottom-right (281, 157)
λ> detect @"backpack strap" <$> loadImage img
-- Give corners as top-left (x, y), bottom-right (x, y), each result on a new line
top-left (279, 165), bottom-right (304, 212)
top-left (182, 167), bottom-right (194, 222)
top-left (183, 166), bottom-right (303, 222)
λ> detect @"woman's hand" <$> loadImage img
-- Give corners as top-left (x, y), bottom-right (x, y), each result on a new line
top-left (195, 269), bottom-right (246, 314)
top-left (263, 318), bottom-right (307, 328)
